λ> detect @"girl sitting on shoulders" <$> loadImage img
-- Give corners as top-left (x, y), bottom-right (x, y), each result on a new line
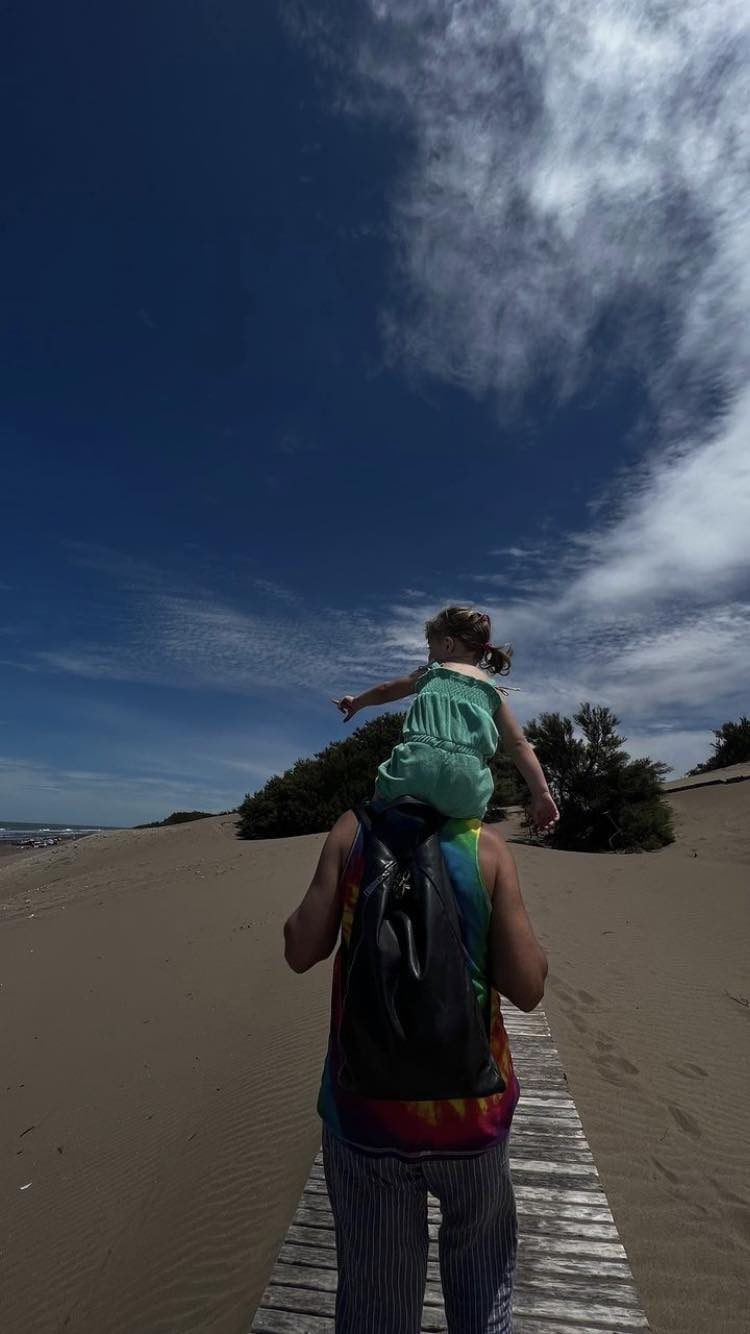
top-left (334, 604), bottom-right (558, 833)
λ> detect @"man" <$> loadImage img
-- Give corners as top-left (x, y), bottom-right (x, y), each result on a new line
top-left (284, 807), bottom-right (548, 1334)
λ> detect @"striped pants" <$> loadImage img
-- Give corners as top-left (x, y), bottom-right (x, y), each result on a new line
top-left (321, 1126), bottom-right (517, 1334)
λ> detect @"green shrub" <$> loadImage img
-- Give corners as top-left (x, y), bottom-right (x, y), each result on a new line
top-left (523, 703), bottom-right (674, 852)
top-left (237, 698), bottom-right (674, 851)
top-left (687, 715), bottom-right (750, 774)
top-left (486, 751), bottom-right (525, 819)
top-left (237, 713), bottom-right (406, 839)
top-left (135, 810), bottom-right (216, 829)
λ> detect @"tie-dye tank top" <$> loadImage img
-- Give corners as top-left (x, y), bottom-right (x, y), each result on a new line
top-left (317, 816), bottom-right (520, 1159)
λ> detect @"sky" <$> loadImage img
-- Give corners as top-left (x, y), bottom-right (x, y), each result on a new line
top-left (2, 0), bottom-right (748, 826)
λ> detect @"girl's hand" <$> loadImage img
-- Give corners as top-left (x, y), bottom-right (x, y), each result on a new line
top-left (529, 790), bottom-right (559, 835)
top-left (332, 696), bottom-right (357, 723)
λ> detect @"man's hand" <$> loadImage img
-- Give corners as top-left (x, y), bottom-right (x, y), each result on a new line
top-left (529, 790), bottom-right (559, 834)
top-left (332, 695), bottom-right (358, 722)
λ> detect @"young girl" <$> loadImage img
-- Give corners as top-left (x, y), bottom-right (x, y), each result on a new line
top-left (333, 605), bottom-right (559, 834)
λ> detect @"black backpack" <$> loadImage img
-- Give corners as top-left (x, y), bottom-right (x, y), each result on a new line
top-left (337, 797), bottom-right (505, 1101)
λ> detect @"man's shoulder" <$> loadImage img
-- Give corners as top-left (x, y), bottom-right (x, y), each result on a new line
top-left (328, 809), bottom-right (360, 856)
top-left (477, 822), bottom-right (512, 900)
top-left (479, 821), bottom-right (507, 852)
top-left (330, 809), bottom-right (360, 840)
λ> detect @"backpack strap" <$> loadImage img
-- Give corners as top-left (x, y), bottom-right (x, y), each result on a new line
top-left (356, 798), bottom-right (447, 864)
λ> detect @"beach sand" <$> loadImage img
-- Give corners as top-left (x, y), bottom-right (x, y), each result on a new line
top-left (1, 782), bottom-right (748, 1334)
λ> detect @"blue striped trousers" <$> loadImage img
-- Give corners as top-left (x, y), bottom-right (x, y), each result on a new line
top-left (321, 1125), bottom-right (517, 1333)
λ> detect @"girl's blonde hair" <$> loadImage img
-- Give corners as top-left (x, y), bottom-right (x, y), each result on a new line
top-left (425, 605), bottom-right (513, 677)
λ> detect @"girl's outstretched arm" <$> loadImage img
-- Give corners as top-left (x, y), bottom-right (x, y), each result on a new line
top-left (496, 699), bottom-right (559, 833)
top-left (333, 665), bottom-right (427, 723)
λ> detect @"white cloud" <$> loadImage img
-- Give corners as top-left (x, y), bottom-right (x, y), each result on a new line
top-left (31, 587), bottom-right (386, 697)
top-left (284, 2), bottom-right (750, 756)
top-left (565, 388), bottom-right (750, 609)
top-left (253, 578), bottom-right (299, 603)
top-left (489, 546), bottom-right (544, 561)
top-left (23, 5), bottom-right (750, 776)
top-left (304, 1), bottom-right (749, 416)
top-left (379, 594), bottom-right (747, 765)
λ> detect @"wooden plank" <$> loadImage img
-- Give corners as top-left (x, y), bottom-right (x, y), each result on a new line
top-left (250, 1004), bottom-right (650, 1331)
top-left (251, 1311), bottom-right (332, 1334)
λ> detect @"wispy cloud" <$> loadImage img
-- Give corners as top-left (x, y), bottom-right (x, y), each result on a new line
top-left (489, 546), bottom-right (546, 562)
top-left (296, 2), bottom-right (749, 414)
top-left (377, 587), bottom-right (747, 775)
top-left (26, 546), bottom-right (746, 751)
top-left (282, 0), bottom-right (750, 772)
top-left (253, 577), bottom-right (300, 604)
top-left (29, 560), bottom-right (386, 696)
top-left (562, 389), bottom-right (750, 609)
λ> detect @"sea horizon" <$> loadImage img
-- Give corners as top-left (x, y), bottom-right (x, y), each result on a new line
top-left (0, 820), bottom-right (123, 842)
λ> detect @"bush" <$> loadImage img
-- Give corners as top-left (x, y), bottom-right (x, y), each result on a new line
top-left (687, 715), bottom-right (750, 774)
top-left (237, 713), bottom-right (406, 839)
top-left (135, 810), bottom-right (217, 829)
top-left (523, 703), bottom-right (674, 852)
top-left (236, 698), bottom-right (673, 850)
top-left (486, 750), bottom-right (525, 820)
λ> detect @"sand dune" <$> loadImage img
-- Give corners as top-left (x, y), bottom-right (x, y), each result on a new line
top-left (1, 784), bottom-right (748, 1334)
top-left (1, 819), bottom-right (334, 1334)
top-left (514, 779), bottom-right (749, 1334)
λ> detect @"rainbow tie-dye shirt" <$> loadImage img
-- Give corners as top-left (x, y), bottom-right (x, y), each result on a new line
top-left (317, 816), bottom-right (520, 1159)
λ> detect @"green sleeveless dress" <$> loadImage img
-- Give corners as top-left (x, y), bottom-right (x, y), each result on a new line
top-left (376, 664), bottom-right (501, 819)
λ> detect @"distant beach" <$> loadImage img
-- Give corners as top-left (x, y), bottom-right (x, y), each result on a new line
top-left (0, 822), bottom-right (115, 858)
top-left (0, 783), bottom-right (748, 1334)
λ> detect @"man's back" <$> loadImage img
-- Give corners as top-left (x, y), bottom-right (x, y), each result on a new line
top-left (283, 805), bottom-right (547, 1332)
top-left (315, 811), bottom-right (545, 1159)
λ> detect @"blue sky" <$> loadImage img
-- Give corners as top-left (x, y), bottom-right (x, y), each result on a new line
top-left (2, 2), bottom-right (748, 826)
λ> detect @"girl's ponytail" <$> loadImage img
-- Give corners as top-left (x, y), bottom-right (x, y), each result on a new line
top-left (425, 605), bottom-right (513, 677)
top-left (479, 642), bottom-right (513, 677)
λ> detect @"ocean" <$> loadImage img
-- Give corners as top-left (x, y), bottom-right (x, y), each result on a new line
top-left (0, 821), bottom-right (116, 845)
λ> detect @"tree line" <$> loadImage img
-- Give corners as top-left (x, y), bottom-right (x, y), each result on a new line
top-left (237, 703), bottom-right (750, 851)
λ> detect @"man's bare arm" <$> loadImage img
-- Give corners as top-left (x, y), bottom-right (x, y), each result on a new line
top-left (283, 812), bottom-right (356, 972)
top-left (482, 826), bottom-right (548, 1011)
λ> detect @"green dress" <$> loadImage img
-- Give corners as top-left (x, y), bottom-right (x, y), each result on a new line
top-left (376, 664), bottom-right (501, 819)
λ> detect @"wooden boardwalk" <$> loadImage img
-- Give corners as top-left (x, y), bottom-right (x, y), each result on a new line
top-left (250, 1006), bottom-right (650, 1332)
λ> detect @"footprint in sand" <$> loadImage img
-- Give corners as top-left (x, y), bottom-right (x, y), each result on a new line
top-left (708, 1184), bottom-right (750, 1247)
top-left (669, 1061), bottom-right (709, 1078)
top-left (594, 1052), bottom-right (640, 1085)
top-left (576, 989), bottom-right (596, 1004)
top-left (709, 1176), bottom-right (750, 1209)
top-left (728, 1205), bottom-right (750, 1247)
top-left (667, 1103), bottom-right (702, 1139)
top-left (651, 1156), bottom-right (681, 1185)
top-left (595, 1036), bottom-right (614, 1053)
top-left (568, 1012), bottom-right (588, 1034)
top-left (550, 977), bottom-right (576, 1008)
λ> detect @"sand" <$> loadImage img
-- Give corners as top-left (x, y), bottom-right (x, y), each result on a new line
top-left (1, 819), bottom-right (333, 1334)
top-left (509, 778), bottom-right (750, 1334)
top-left (1, 780), bottom-right (748, 1334)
